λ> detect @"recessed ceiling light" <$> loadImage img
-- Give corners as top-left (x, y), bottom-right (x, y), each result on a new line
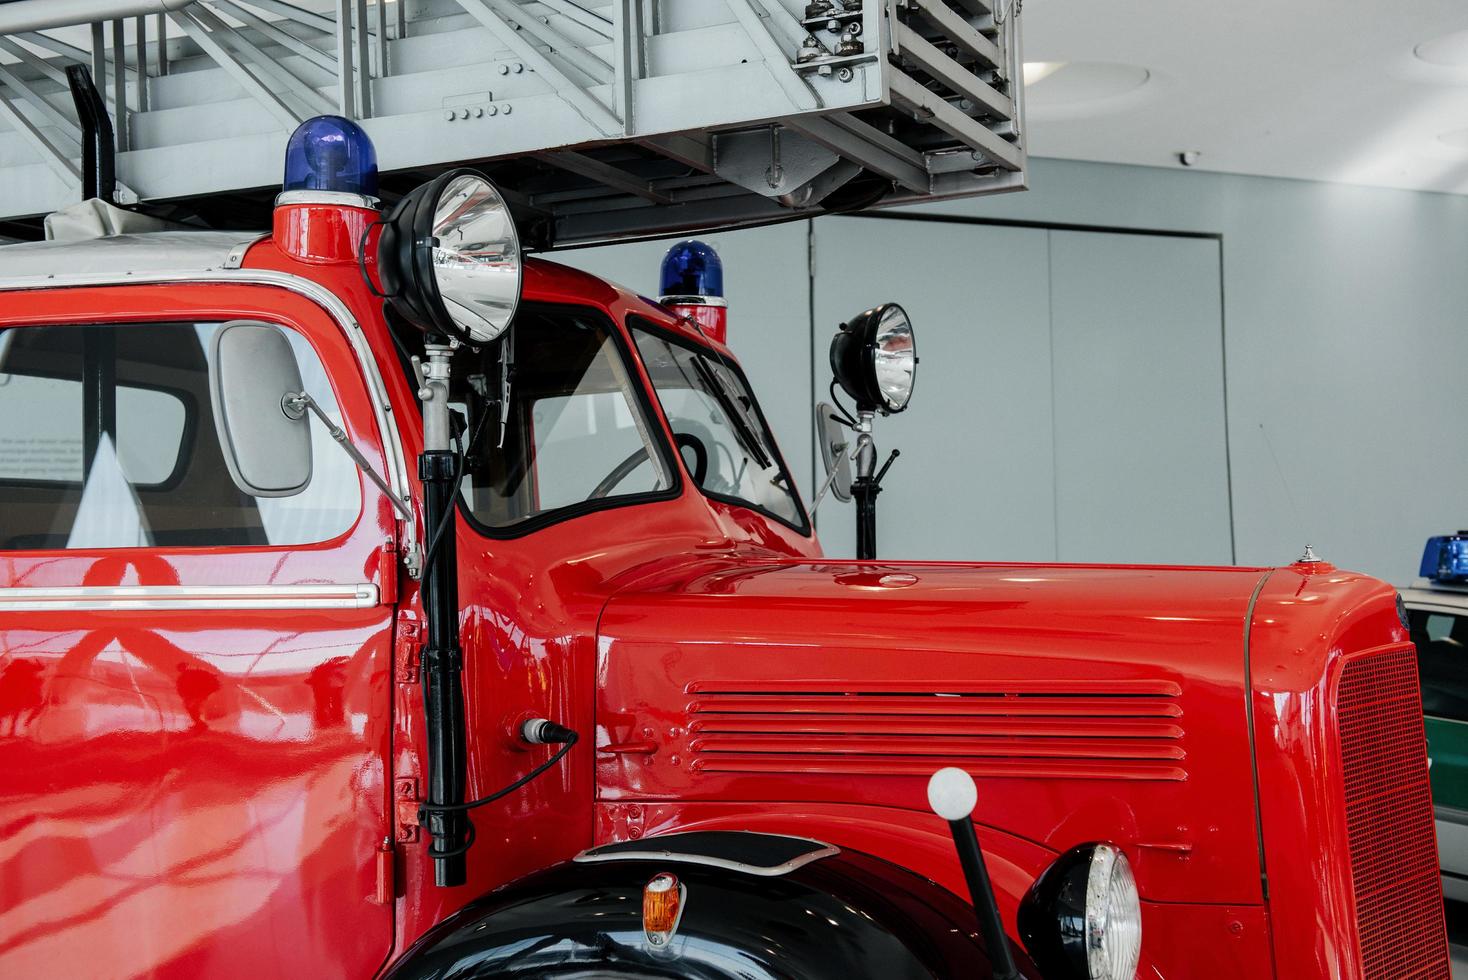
top-left (1024, 62), bottom-right (1151, 108)
top-left (1415, 30), bottom-right (1468, 67)
top-left (1023, 62), bottom-right (1066, 86)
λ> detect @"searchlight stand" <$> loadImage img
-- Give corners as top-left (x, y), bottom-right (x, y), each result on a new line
top-left (850, 410), bottom-right (900, 561)
top-left (417, 339), bottom-right (469, 887)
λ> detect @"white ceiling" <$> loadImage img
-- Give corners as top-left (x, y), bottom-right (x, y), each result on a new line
top-left (1019, 0), bottom-right (1468, 194)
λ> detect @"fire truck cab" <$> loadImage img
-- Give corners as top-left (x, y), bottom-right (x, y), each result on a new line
top-left (0, 102), bottom-right (1453, 980)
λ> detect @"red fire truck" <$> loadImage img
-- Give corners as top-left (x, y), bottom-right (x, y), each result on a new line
top-left (0, 100), bottom-right (1452, 979)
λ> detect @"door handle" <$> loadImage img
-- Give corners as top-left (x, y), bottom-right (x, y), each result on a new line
top-left (599, 740), bottom-right (658, 756)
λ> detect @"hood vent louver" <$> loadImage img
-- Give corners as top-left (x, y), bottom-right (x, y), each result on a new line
top-left (684, 679), bottom-right (1186, 782)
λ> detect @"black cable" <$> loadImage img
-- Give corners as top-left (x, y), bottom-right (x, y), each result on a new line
top-left (419, 733), bottom-right (578, 816)
top-left (828, 379), bottom-right (857, 426)
top-left (426, 817), bottom-right (476, 860)
top-left (357, 218), bottom-right (392, 298)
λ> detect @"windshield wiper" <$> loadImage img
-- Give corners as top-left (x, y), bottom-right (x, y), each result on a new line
top-left (690, 355), bottom-right (772, 469)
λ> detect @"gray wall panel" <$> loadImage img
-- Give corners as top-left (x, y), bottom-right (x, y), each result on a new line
top-left (810, 218), bottom-right (1056, 561)
top-left (909, 157), bottom-right (1468, 582)
top-left (1048, 231), bottom-right (1231, 564)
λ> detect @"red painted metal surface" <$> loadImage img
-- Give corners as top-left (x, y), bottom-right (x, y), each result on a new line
top-left (0, 211), bottom-right (1448, 979)
top-left (664, 302), bottom-right (728, 345)
top-left (597, 559), bottom-right (1270, 910)
top-left (1139, 902), bottom-right (1274, 979)
top-left (273, 200), bottom-right (378, 265)
top-left (1248, 561), bottom-right (1450, 979)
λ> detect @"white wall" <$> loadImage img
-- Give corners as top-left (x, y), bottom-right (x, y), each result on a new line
top-left (558, 157), bottom-right (1468, 584)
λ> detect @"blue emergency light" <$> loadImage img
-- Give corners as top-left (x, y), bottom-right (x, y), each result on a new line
top-left (282, 115), bottom-right (378, 197)
top-left (659, 240), bottom-right (723, 298)
top-left (1420, 533), bottom-right (1468, 582)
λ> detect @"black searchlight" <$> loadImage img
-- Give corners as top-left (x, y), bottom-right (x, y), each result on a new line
top-left (829, 302), bottom-right (917, 414)
top-left (375, 168), bottom-right (521, 345)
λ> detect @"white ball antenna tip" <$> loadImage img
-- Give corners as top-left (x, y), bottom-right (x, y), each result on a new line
top-left (927, 767), bottom-right (977, 821)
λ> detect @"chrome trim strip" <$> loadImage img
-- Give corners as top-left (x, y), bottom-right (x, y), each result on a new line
top-left (0, 583), bottom-right (379, 610)
top-left (223, 234), bottom-right (269, 269)
top-left (0, 268), bottom-right (419, 576)
top-left (275, 190), bottom-right (381, 210)
top-left (573, 835), bottom-right (840, 877)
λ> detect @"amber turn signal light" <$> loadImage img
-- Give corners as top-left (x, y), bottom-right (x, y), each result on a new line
top-left (642, 872), bottom-right (685, 948)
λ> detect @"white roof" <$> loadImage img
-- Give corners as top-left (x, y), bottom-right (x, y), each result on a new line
top-left (0, 199), bottom-right (263, 281)
top-left (0, 230), bottom-right (262, 281)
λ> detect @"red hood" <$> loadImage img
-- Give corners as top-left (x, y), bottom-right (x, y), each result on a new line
top-left (596, 558), bottom-right (1273, 906)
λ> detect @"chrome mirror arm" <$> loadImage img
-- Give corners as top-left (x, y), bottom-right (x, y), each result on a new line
top-left (809, 443), bottom-right (849, 515)
top-left (282, 391), bottom-right (414, 523)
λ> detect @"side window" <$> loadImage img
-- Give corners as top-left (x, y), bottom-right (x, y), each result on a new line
top-left (454, 306), bottom-right (674, 530)
top-left (0, 373), bottom-right (186, 485)
top-left (1409, 608), bottom-right (1468, 723)
top-left (0, 322), bottom-right (360, 550)
top-left (631, 321), bottom-right (806, 530)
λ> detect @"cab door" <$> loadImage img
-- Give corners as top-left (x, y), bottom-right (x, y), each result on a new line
top-left (0, 284), bottom-right (400, 978)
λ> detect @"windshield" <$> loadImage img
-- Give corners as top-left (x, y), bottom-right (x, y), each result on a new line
top-left (632, 321), bottom-right (805, 530)
top-left (451, 306), bottom-right (676, 531)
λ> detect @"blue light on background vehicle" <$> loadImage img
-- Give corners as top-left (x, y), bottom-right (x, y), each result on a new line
top-left (659, 240), bottom-right (723, 297)
top-left (282, 115), bottom-right (378, 196)
top-left (1420, 533), bottom-right (1468, 582)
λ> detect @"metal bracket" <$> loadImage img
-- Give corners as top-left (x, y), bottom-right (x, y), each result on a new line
top-left (395, 619), bottom-right (422, 683)
top-left (394, 778), bottom-right (420, 842)
top-left (456, 0), bottom-right (621, 135)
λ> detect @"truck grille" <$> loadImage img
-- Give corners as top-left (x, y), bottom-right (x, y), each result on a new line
top-left (684, 679), bottom-right (1186, 781)
top-left (1336, 647), bottom-right (1449, 979)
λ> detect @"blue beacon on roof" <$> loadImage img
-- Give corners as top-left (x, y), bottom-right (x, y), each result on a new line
top-left (658, 240), bottom-right (729, 344)
top-left (659, 239), bottom-right (724, 298)
top-left (282, 115), bottom-right (379, 198)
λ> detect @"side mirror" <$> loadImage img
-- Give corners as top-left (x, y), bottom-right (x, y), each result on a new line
top-left (209, 321), bottom-right (312, 497)
top-left (814, 401), bottom-right (853, 503)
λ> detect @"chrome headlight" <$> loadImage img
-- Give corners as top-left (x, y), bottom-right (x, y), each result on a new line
top-left (829, 302), bottom-right (917, 414)
top-left (1018, 843), bottom-right (1142, 980)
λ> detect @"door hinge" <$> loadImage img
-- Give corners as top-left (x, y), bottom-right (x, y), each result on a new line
top-left (398, 518), bottom-right (423, 580)
top-left (395, 620), bottom-right (422, 684)
top-left (371, 837), bottom-right (395, 905)
top-left (394, 778), bottom-right (420, 843)
top-left (376, 542), bottom-right (399, 605)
